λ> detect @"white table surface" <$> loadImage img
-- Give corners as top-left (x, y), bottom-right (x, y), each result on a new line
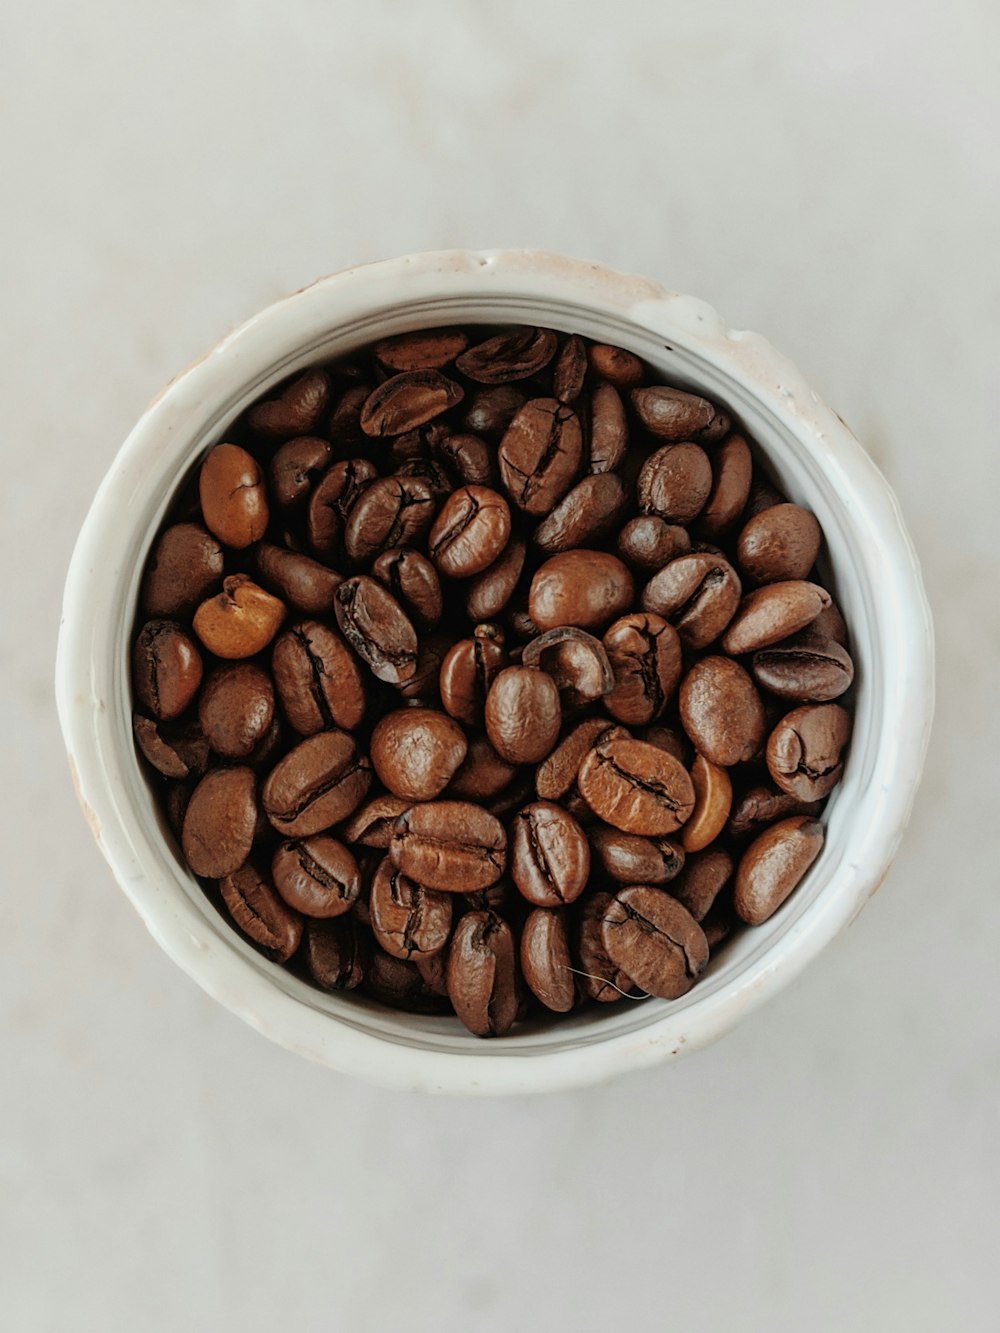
top-left (3, 3), bottom-right (997, 1329)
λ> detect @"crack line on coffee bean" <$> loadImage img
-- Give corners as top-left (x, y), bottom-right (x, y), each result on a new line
top-left (636, 632), bottom-right (665, 714)
top-left (668, 568), bottom-right (726, 629)
top-left (294, 844), bottom-right (348, 895)
top-left (613, 902), bottom-right (702, 979)
top-left (522, 809), bottom-right (559, 897)
top-left (397, 832), bottom-right (505, 871)
top-left (269, 759), bottom-right (368, 824)
top-left (598, 754), bottom-right (687, 811)
top-left (292, 628), bottom-right (334, 730)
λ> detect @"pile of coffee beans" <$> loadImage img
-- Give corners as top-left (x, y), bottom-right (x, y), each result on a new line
top-left (130, 324), bottom-right (853, 1037)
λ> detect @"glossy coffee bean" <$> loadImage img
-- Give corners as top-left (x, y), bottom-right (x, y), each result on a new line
top-left (334, 575), bottom-right (418, 686)
top-left (600, 885), bottom-right (709, 1000)
top-left (269, 436), bottom-right (333, 508)
top-left (520, 908), bottom-right (576, 1012)
top-left (734, 816), bottom-right (824, 924)
top-left (261, 730), bottom-right (371, 837)
top-left (532, 472), bottom-right (627, 553)
top-left (679, 656), bottom-right (765, 767)
top-left (439, 624), bottom-right (506, 726)
top-left (199, 443), bottom-right (269, 549)
top-left (682, 754), bottom-right (733, 853)
top-left (587, 342), bottom-right (644, 389)
top-left (446, 910), bottom-right (519, 1037)
top-left (370, 856), bottom-right (453, 960)
top-left (602, 613), bottom-right (682, 725)
top-left (247, 369), bottom-right (331, 438)
top-left (255, 544), bottom-right (342, 617)
top-left (588, 824), bottom-right (685, 885)
top-left (616, 515), bottom-right (691, 573)
top-left (181, 766), bottom-right (257, 878)
top-left (586, 383), bottom-right (629, 473)
top-left (371, 547), bottom-right (443, 630)
top-left (535, 717), bottom-right (622, 803)
top-left (192, 576), bottom-right (286, 659)
top-left (751, 635), bottom-right (854, 701)
top-left (389, 801), bottom-right (507, 892)
top-left (697, 433), bottom-right (753, 539)
top-left (498, 398), bottom-right (583, 516)
top-left (370, 707), bottom-right (468, 802)
top-left (447, 735), bottom-right (519, 803)
top-left (574, 891), bottom-right (636, 1002)
top-left (307, 458), bottom-right (379, 560)
top-left (433, 431), bottom-right (497, 487)
top-left (428, 485), bottom-right (511, 578)
top-left (272, 620), bottom-right (366, 735)
top-left (456, 326), bottom-right (557, 384)
top-left (374, 327), bottom-right (468, 372)
top-left (737, 503), bottom-right (822, 583)
top-left (271, 835), bottom-right (360, 918)
top-left (460, 385), bottom-right (526, 437)
top-left (721, 581), bottom-right (832, 655)
top-left (198, 663), bottom-right (275, 758)
top-left (727, 784), bottom-right (823, 841)
top-left (141, 523), bottom-right (223, 617)
top-left (220, 863), bottom-right (302, 962)
top-left (464, 536), bottom-right (527, 621)
top-left (360, 369), bottom-right (463, 436)
top-left (343, 475), bottom-right (437, 564)
top-left (529, 550), bottom-right (634, 633)
top-left (341, 794), bottom-right (413, 849)
top-left (766, 703), bottom-right (851, 800)
top-left (637, 444), bottom-right (713, 524)
top-left (132, 620), bottom-right (203, 721)
top-left (484, 666), bottom-right (562, 765)
top-left (577, 737), bottom-right (695, 836)
top-left (641, 552), bottom-right (742, 651)
top-left (670, 847), bottom-right (733, 922)
top-left (631, 385), bottom-right (729, 442)
top-left (510, 801), bottom-right (590, 907)
top-left (552, 334), bottom-right (588, 403)
top-left (304, 916), bottom-right (365, 990)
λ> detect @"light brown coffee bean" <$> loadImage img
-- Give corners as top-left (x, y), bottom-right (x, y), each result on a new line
top-left (439, 624), bottom-right (506, 726)
top-left (637, 444), bottom-right (713, 523)
top-left (577, 737), bottom-right (695, 836)
top-left (721, 581), bottom-right (832, 655)
top-left (181, 766), bottom-right (257, 878)
top-left (529, 550), bottom-right (634, 633)
top-left (587, 383), bottom-right (629, 473)
top-left (370, 707), bottom-right (468, 802)
top-left (271, 836), bottom-right (360, 918)
top-left (261, 730), bottom-right (371, 837)
top-left (679, 656), bottom-right (765, 767)
top-left (360, 369), bottom-right (463, 436)
top-left (617, 516), bottom-right (692, 573)
top-left (370, 857), bottom-right (453, 960)
top-left (602, 613), bottom-right (682, 725)
top-left (372, 547), bottom-right (443, 630)
top-left (220, 863), bottom-right (302, 962)
top-left (198, 663), bottom-right (275, 758)
top-left (198, 443), bottom-right (269, 549)
top-left (193, 576), bottom-right (286, 659)
top-left (141, 523), bottom-right (223, 617)
top-left (631, 385), bottom-right (730, 442)
top-left (697, 433), bottom-right (753, 539)
top-left (751, 635), bottom-right (854, 701)
top-left (446, 910), bottom-right (518, 1037)
top-left (390, 802), bottom-right (507, 892)
top-left (733, 816), bottom-right (824, 924)
top-left (600, 885), bottom-right (709, 1000)
top-left (641, 552), bottom-right (742, 651)
top-left (464, 536), bottom-right (527, 621)
top-left (429, 485), bottom-right (511, 578)
top-left (484, 666), bottom-right (562, 765)
top-left (520, 908), bottom-right (576, 1012)
top-left (766, 703), bottom-right (851, 800)
top-left (681, 754), bottom-right (733, 852)
top-left (447, 735), bottom-right (519, 803)
top-left (521, 628), bottom-right (614, 711)
top-left (587, 343), bottom-right (644, 389)
top-left (374, 328), bottom-right (468, 371)
top-left (737, 503), bottom-right (822, 583)
top-left (535, 717), bottom-right (622, 802)
top-left (532, 472), bottom-right (627, 553)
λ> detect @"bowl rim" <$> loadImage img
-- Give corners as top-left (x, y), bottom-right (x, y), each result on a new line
top-left (55, 249), bottom-right (935, 1094)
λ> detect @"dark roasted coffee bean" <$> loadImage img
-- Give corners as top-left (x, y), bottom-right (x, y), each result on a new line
top-left (199, 443), bottom-right (269, 549)
top-left (587, 342), bottom-right (644, 389)
top-left (193, 576), bottom-right (286, 660)
top-left (439, 623), bottom-right (506, 726)
top-left (395, 631), bottom-right (450, 702)
top-left (641, 552), bottom-right (742, 651)
top-left (364, 948), bottom-right (450, 1014)
top-left (460, 385), bottom-right (526, 438)
top-left (521, 627), bottom-right (614, 711)
top-left (327, 384), bottom-right (372, 447)
top-left (271, 621), bottom-right (365, 735)
top-left (220, 863), bottom-right (302, 962)
top-left (637, 443), bottom-right (713, 523)
top-left (510, 801), bottom-right (590, 907)
top-left (428, 485), bottom-right (511, 578)
top-left (343, 475), bottom-right (437, 565)
top-left (602, 613), bottom-right (682, 725)
top-left (446, 910), bottom-right (518, 1037)
top-left (535, 717), bottom-right (623, 802)
top-left (433, 431), bottom-right (497, 487)
top-left (447, 735), bottom-right (519, 803)
top-left (616, 515), bottom-right (692, 573)
top-left (766, 703), bottom-right (851, 800)
top-left (679, 656), bottom-right (765, 767)
top-left (520, 908), bottom-right (575, 1012)
top-left (304, 916), bottom-right (365, 990)
top-left (198, 663), bottom-right (275, 758)
top-left (390, 801), bottom-right (507, 892)
top-left (255, 544), bottom-right (342, 617)
top-left (727, 784), bottom-right (823, 840)
top-left (371, 547), bottom-right (443, 630)
top-left (181, 766), bottom-right (257, 878)
top-left (307, 458), bottom-right (379, 560)
top-left (721, 581), bottom-right (832, 655)
top-left (737, 503), bottom-right (822, 584)
top-left (600, 885), bottom-right (709, 1000)
top-left (374, 327), bottom-right (468, 371)
top-left (578, 736), bottom-right (695, 836)
top-left (588, 824), bottom-right (685, 885)
top-left (464, 536), bottom-right (527, 622)
top-left (133, 620), bottom-right (203, 721)
top-left (371, 707), bottom-right (468, 801)
top-left (734, 816), bottom-right (824, 924)
top-left (484, 666), bottom-right (562, 765)
top-left (681, 753), bottom-right (733, 852)
top-left (586, 383), bottom-right (629, 473)
top-left (631, 385), bottom-right (729, 442)
top-left (334, 575), bottom-right (418, 685)
top-left (370, 856), bottom-right (452, 959)
top-left (552, 334), bottom-right (588, 403)
top-left (272, 835), bottom-right (360, 918)
top-left (360, 370), bottom-right (463, 437)
top-left (498, 398), bottom-right (583, 516)
top-left (574, 891), bottom-right (636, 1002)
top-left (751, 634), bottom-right (854, 701)
top-left (132, 715), bottom-right (209, 779)
top-left (529, 550), bottom-right (634, 633)
top-left (506, 598), bottom-right (541, 643)
top-left (141, 523), bottom-right (223, 617)
top-left (341, 794), bottom-right (412, 849)
top-left (456, 326), bottom-right (557, 383)
top-left (247, 369), bottom-right (331, 438)
top-left (532, 472), bottom-right (627, 553)
top-left (697, 433), bottom-right (753, 539)
top-left (261, 730), bottom-right (371, 837)
top-left (670, 847), bottom-right (733, 921)
top-left (269, 436), bottom-right (334, 508)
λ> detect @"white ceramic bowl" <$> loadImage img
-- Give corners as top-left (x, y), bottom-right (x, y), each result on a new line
top-left (55, 250), bottom-right (934, 1094)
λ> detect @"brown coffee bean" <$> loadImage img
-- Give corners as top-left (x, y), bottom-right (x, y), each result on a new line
top-left (132, 716), bottom-right (209, 780)
top-left (261, 730), bottom-right (371, 837)
top-left (637, 444), bottom-right (713, 523)
top-left (577, 737), bottom-right (695, 836)
top-left (679, 656), bottom-right (765, 767)
top-left (520, 908), bottom-right (575, 1012)
top-left (521, 628), bottom-right (614, 711)
top-left (737, 503), bottom-right (822, 583)
top-left (369, 548), bottom-right (442, 631)
top-left (617, 515), bottom-right (692, 573)
top-left (255, 544), bottom-right (342, 617)
top-left (484, 666), bottom-right (562, 765)
top-left (697, 433), bottom-right (753, 539)
top-left (271, 835), bottom-right (360, 918)
top-left (529, 550), bottom-right (634, 633)
top-left (588, 824), bottom-right (685, 885)
top-left (532, 472), bottom-right (627, 553)
top-left (181, 766), bottom-right (257, 878)
top-left (552, 334), bottom-right (588, 403)
top-left (809, 599), bottom-right (849, 645)
top-left (603, 613), bottom-right (682, 725)
top-left (681, 754), bottom-right (733, 852)
top-left (247, 369), bottom-right (331, 438)
top-left (498, 398), bottom-right (583, 516)
top-left (727, 784), bottom-right (823, 840)
top-left (343, 475), bottom-right (437, 564)
top-left (600, 885), bottom-right (709, 1000)
top-left (439, 624), bottom-right (506, 726)
top-left (268, 436), bottom-right (333, 508)
top-left (304, 916), bottom-right (365, 990)
top-left (307, 458), bottom-right (379, 559)
top-left (510, 801), bottom-right (590, 907)
top-left (446, 910), bottom-right (518, 1037)
top-left (198, 663), bottom-right (275, 758)
top-left (464, 536), bottom-right (527, 622)
top-left (460, 385), bottom-right (526, 437)
top-left (193, 575), bottom-right (286, 659)
top-left (374, 327), bottom-right (468, 371)
top-left (456, 326), bottom-right (557, 383)
top-left (132, 620), bottom-right (203, 721)
top-left (334, 575), bottom-right (418, 686)
top-left (363, 947), bottom-right (450, 1014)
top-left (581, 382), bottom-right (627, 475)
top-left (670, 847), bottom-right (733, 921)
top-left (359, 369), bottom-right (463, 437)
top-left (413, 949), bottom-right (450, 997)
top-left (734, 816), bottom-right (824, 924)
top-left (327, 383), bottom-right (372, 447)
top-left (447, 735), bottom-right (519, 803)
top-left (220, 863), bottom-right (302, 962)
top-left (638, 724), bottom-right (691, 766)
top-left (641, 552), bottom-right (742, 651)
top-left (631, 385), bottom-right (730, 442)
top-left (198, 443), bottom-right (269, 549)
top-left (721, 581), bottom-right (832, 655)
top-left (751, 635), bottom-right (854, 701)
top-left (340, 794), bottom-right (413, 848)
top-left (390, 801), bottom-right (507, 892)
top-left (370, 857), bottom-right (453, 960)
top-left (587, 343), bottom-right (644, 389)
top-left (272, 621), bottom-right (366, 735)
top-left (766, 703), bottom-right (851, 800)
top-left (535, 717), bottom-right (622, 802)
top-left (433, 431), bottom-right (497, 487)
top-left (371, 707), bottom-right (468, 802)
top-left (574, 891), bottom-right (636, 1002)
top-left (141, 523), bottom-right (223, 616)
top-left (428, 485), bottom-right (511, 578)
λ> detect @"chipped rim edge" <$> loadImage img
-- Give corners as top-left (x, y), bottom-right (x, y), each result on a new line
top-left (55, 250), bottom-right (934, 1094)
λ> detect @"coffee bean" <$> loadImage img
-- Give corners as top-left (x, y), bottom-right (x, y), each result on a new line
top-left (132, 620), bottom-right (203, 720)
top-left (521, 627), bottom-right (614, 711)
top-left (247, 369), bottom-right (331, 438)
top-left (199, 444), bottom-right (269, 549)
top-left (439, 623), bottom-right (506, 726)
top-left (617, 515), bottom-right (691, 573)
top-left (304, 916), bottom-right (365, 990)
top-left (574, 891), bottom-right (636, 1001)
top-left (447, 735), bottom-right (519, 803)
top-left (600, 886), bottom-right (709, 1000)
top-left (460, 385), bottom-right (526, 437)
top-left (269, 436), bottom-right (333, 508)
top-left (374, 328), bottom-right (468, 372)
top-left (390, 801), bottom-right (507, 892)
top-left (679, 656), bottom-right (765, 767)
top-left (670, 847), bottom-right (733, 921)
top-left (520, 908), bottom-right (575, 1012)
top-left (588, 824), bottom-right (685, 885)
top-left (535, 717), bottom-right (621, 802)
top-left (529, 550), bottom-right (634, 633)
top-left (638, 724), bottom-right (691, 766)
top-left (271, 621), bottom-right (366, 736)
top-left (334, 575), bottom-right (418, 686)
top-left (681, 754), bottom-right (733, 853)
top-left (721, 580), bottom-right (832, 655)
top-left (602, 613), bottom-right (682, 725)
top-left (360, 369), bottom-right (463, 437)
top-left (446, 910), bottom-right (518, 1037)
top-left (498, 398), bottom-right (583, 516)
top-left (587, 343), bottom-right (644, 389)
top-left (751, 634), bottom-right (854, 701)
top-left (456, 326), bottom-right (557, 383)
top-left (552, 335), bottom-right (588, 404)
top-left (510, 801), bottom-right (590, 907)
top-left (343, 475), bottom-right (437, 564)
top-left (370, 856), bottom-right (453, 960)
top-left (413, 948), bottom-right (450, 998)
top-left (307, 458), bottom-right (379, 560)
top-left (641, 552), bottom-right (742, 651)
top-left (370, 547), bottom-right (443, 631)
top-left (726, 784), bottom-right (823, 840)
top-left (577, 737), bottom-right (695, 836)
top-left (428, 485), bottom-right (511, 578)
top-left (464, 536), bottom-right (527, 621)
top-left (631, 385), bottom-right (730, 442)
top-left (132, 715), bottom-right (209, 779)
top-left (809, 599), bottom-right (849, 645)
top-left (327, 384), bottom-right (372, 447)
top-left (220, 862), bottom-right (302, 962)
top-left (261, 730), bottom-right (371, 837)
top-left (637, 444), bottom-right (713, 523)
top-left (484, 666), bottom-right (562, 765)
top-left (198, 663), bottom-right (275, 758)
top-left (192, 575), bottom-right (286, 659)
top-left (141, 523), bottom-right (223, 617)
top-left (532, 472), bottom-right (627, 553)
top-left (766, 703), bottom-right (851, 800)
top-left (697, 433), bottom-right (753, 539)
top-left (255, 544), bottom-right (342, 617)
top-left (364, 948), bottom-right (450, 1014)
top-left (181, 766), bottom-right (257, 878)
top-left (433, 431), bottom-right (497, 488)
top-left (271, 835), bottom-right (360, 918)
top-left (733, 816), bottom-right (824, 924)
top-left (340, 794), bottom-right (413, 848)
top-left (736, 503), bottom-right (822, 583)
top-left (371, 707), bottom-right (468, 802)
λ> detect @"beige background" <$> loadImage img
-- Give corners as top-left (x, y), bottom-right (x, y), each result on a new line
top-left (3, 2), bottom-right (998, 1330)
